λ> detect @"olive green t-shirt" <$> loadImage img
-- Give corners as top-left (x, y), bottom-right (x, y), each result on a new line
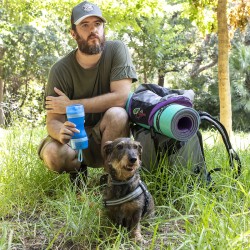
top-left (46, 40), bottom-right (137, 126)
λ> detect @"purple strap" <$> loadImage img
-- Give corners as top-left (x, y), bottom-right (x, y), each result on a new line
top-left (148, 96), bottom-right (192, 126)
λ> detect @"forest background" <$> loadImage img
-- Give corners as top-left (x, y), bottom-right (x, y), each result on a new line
top-left (0, 0), bottom-right (250, 132)
top-left (1, 1), bottom-right (250, 249)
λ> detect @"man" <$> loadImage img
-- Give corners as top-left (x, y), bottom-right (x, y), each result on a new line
top-left (38, 1), bottom-right (137, 180)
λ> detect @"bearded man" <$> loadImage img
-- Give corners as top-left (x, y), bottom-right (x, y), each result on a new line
top-left (38, 1), bottom-right (137, 182)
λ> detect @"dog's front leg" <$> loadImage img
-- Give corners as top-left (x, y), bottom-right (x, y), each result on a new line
top-left (129, 212), bottom-right (145, 243)
top-left (131, 223), bottom-right (145, 243)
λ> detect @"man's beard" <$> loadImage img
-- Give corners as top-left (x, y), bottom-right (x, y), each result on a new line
top-left (75, 32), bottom-right (105, 55)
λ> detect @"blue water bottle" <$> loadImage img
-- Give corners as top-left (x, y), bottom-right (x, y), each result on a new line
top-left (66, 104), bottom-right (88, 162)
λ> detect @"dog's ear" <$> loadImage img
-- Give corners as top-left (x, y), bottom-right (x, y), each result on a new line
top-left (103, 141), bottom-right (113, 159)
top-left (136, 141), bottom-right (143, 160)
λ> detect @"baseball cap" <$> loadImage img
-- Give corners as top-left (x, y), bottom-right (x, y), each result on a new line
top-left (72, 1), bottom-right (107, 25)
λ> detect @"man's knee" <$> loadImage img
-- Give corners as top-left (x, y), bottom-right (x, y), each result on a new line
top-left (41, 142), bottom-right (79, 173)
top-left (41, 142), bottom-right (63, 173)
top-left (100, 107), bottom-right (130, 140)
top-left (101, 107), bottom-right (129, 130)
top-left (104, 107), bottom-right (128, 123)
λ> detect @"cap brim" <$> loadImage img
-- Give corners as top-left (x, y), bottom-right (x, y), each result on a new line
top-left (75, 15), bottom-right (107, 25)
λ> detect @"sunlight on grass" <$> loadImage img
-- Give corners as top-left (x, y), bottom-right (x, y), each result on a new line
top-left (202, 129), bottom-right (249, 150)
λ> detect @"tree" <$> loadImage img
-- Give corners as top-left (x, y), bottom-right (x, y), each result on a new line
top-left (127, 14), bottom-right (195, 86)
top-left (183, 0), bottom-right (250, 135)
top-left (100, 0), bottom-right (166, 84)
top-left (0, 0), bottom-right (74, 126)
top-left (217, 0), bottom-right (232, 135)
top-left (1, 0), bottom-right (249, 130)
top-left (190, 34), bottom-right (218, 78)
top-left (101, 0), bottom-right (197, 85)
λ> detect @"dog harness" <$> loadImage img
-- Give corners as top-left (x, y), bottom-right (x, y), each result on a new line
top-left (103, 180), bottom-right (150, 216)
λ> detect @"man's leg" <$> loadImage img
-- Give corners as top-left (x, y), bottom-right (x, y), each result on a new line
top-left (99, 107), bottom-right (130, 156)
top-left (38, 137), bottom-right (81, 173)
top-left (38, 137), bottom-right (87, 187)
top-left (97, 107), bottom-right (130, 184)
top-left (38, 107), bottom-right (130, 173)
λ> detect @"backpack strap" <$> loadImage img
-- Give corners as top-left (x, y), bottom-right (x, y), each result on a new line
top-left (198, 111), bottom-right (241, 179)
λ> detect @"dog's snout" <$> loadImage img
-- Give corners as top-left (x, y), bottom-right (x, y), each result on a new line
top-left (129, 157), bottom-right (137, 163)
top-left (127, 148), bottom-right (138, 164)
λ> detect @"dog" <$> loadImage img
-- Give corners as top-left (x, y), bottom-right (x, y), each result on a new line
top-left (102, 137), bottom-right (154, 242)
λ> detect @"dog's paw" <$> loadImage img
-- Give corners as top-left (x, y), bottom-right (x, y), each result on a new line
top-left (131, 228), bottom-right (147, 244)
top-left (133, 233), bottom-right (147, 244)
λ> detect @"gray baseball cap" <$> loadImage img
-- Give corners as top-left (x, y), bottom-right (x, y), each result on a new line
top-left (72, 1), bottom-right (107, 25)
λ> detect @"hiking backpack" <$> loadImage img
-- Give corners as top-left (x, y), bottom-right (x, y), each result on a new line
top-left (126, 84), bottom-right (241, 182)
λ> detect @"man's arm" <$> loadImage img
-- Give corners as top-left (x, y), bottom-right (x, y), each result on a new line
top-left (45, 78), bottom-right (132, 142)
top-left (46, 78), bottom-right (132, 114)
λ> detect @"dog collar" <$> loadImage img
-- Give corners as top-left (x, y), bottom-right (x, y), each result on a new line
top-left (103, 180), bottom-right (149, 207)
top-left (110, 175), bottom-right (136, 185)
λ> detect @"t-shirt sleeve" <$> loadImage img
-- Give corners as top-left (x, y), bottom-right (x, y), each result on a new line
top-left (110, 41), bottom-right (137, 83)
top-left (45, 63), bottom-right (73, 98)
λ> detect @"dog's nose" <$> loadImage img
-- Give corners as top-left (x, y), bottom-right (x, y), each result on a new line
top-left (129, 157), bottom-right (137, 163)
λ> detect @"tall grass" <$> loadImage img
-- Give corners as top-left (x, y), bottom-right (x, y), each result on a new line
top-left (0, 126), bottom-right (249, 249)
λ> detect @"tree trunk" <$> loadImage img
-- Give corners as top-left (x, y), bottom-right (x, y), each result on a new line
top-left (0, 44), bottom-right (5, 126)
top-left (217, 0), bottom-right (232, 136)
top-left (158, 70), bottom-right (164, 87)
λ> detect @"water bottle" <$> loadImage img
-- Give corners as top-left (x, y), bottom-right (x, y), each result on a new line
top-left (66, 104), bottom-right (88, 162)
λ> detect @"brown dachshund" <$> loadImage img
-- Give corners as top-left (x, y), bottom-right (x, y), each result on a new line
top-left (102, 138), bottom-right (154, 242)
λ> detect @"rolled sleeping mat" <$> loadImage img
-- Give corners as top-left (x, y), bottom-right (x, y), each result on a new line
top-left (153, 104), bottom-right (200, 141)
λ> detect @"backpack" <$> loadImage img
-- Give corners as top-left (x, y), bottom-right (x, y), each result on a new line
top-left (126, 84), bottom-right (241, 182)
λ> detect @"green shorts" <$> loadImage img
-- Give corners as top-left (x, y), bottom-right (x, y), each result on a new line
top-left (38, 121), bottom-right (103, 168)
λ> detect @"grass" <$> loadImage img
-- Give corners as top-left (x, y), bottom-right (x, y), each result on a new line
top-left (0, 126), bottom-right (250, 249)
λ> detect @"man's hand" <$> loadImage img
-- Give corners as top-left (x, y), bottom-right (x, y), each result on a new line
top-left (58, 121), bottom-right (79, 145)
top-left (46, 87), bottom-right (71, 114)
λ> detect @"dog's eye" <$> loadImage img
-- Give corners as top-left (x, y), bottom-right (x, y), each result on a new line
top-left (117, 144), bottom-right (123, 150)
top-left (133, 145), bottom-right (138, 149)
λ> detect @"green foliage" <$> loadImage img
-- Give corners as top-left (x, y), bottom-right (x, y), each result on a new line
top-left (0, 0), bottom-right (249, 131)
top-left (1, 0), bottom-right (41, 24)
top-left (182, 0), bottom-right (218, 34)
top-left (230, 41), bottom-right (250, 131)
top-left (104, 2), bottom-right (197, 84)
top-left (101, 0), bottom-right (162, 32)
top-left (1, 2), bottom-right (74, 126)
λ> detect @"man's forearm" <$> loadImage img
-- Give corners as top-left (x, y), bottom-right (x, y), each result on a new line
top-left (71, 80), bottom-right (131, 113)
top-left (46, 114), bottom-right (66, 142)
top-left (71, 91), bottom-right (128, 113)
top-left (46, 79), bottom-right (132, 115)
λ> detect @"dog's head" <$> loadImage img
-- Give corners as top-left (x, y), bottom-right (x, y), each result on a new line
top-left (103, 138), bottom-right (142, 181)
